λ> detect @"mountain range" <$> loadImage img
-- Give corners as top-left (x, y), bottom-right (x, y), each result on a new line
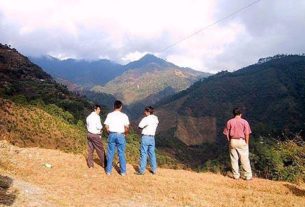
top-left (155, 54), bottom-right (305, 146)
top-left (30, 56), bottom-right (124, 88)
top-left (1, 42), bottom-right (305, 180)
top-left (31, 54), bottom-right (210, 114)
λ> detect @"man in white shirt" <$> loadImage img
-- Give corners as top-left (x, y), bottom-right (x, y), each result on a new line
top-left (136, 106), bottom-right (159, 175)
top-left (104, 100), bottom-right (130, 176)
top-left (86, 104), bottom-right (105, 168)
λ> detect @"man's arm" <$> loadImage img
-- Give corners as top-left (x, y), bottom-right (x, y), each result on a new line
top-left (244, 120), bottom-right (251, 144)
top-left (97, 117), bottom-right (103, 132)
top-left (105, 125), bottom-right (110, 134)
top-left (124, 126), bottom-right (129, 135)
top-left (223, 121), bottom-right (230, 142)
top-left (245, 133), bottom-right (250, 144)
top-left (138, 117), bottom-right (147, 129)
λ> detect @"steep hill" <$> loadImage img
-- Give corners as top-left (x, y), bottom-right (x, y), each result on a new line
top-left (1, 141), bottom-right (304, 207)
top-left (0, 43), bottom-right (177, 167)
top-left (156, 55), bottom-right (305, 146)
top-left (0, 99), bottom-right (86, 152)
top-left (92, 54), bottom-right (208, 107)
top-left (30, 56), bottom-right (124, 88)
top-left (0, 44), bottom-right (91, 122)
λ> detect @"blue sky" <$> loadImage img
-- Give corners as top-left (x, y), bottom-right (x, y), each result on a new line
top-left (0, 0), bottom-right (304, 73)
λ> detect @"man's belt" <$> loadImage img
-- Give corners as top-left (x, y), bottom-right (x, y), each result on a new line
top-left (88, 132), bottom-right (101, 135)
top-left (142, 134), bottom-right (155, 137)
top-left (109, 132), bottom-right (124, 135)
top-left (230, 137), bottom-right (245, 140)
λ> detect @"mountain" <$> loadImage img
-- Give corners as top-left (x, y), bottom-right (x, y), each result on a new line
top-left (155, 54), bottom-right (305, 146)
top-left (92, 54), bottom-right (209, 110)
top-left (30, 56), bottom-right (125, 88)
top-left (0, 43), bottom-right (98, 151)
top-left (0, 44), bottom-right (92, 122)
top-left (0, 43), bottom-right (174, 164)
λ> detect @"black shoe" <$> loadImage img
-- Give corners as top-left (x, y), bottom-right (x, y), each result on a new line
top-left (135, 172), bottom-right (144, 175)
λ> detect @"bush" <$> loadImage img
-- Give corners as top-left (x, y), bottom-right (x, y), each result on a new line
top-left (251, 136), bottom-right (305, 182)
top-left (199, 135), bottom-right (305, 183)
top-left (11, 95), bottom-right (28, 105)
top-left (44, 104), bottom-right (75, 123)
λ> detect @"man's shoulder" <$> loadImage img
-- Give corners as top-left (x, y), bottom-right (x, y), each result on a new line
top-left (227, 118), bottom-right (235, 123)
top-left (86, 112), bottom-right (94, 119)
top-left (241, 118), bottom-right (250, 124)
top-left (121, 112), bottom-right (129, 118)
top-left (151, 114), bottom-right (159, 121)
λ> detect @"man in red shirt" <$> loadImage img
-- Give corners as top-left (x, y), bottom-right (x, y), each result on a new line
top-left (223, 107), bottom-right (252, 180)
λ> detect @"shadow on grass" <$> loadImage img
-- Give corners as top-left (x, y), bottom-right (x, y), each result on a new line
top-left (93, 155), bottom-right (107, 168)
top-left (0, 175), bottom-right (16, 206)
top-left (284, 184), bottom-right (305, 197)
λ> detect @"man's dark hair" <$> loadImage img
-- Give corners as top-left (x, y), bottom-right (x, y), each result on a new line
top-left (144, 106), bottom-right (154, 114)
top-left (94, 104), bottom-right (101, 111)
top-left (233, 107), bottom-right (242, 116)
top-left (114, 100), bottom-right (123, 109)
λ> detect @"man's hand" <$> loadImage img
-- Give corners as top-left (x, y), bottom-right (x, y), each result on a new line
top-left (124, 126), bottom-right (129, 136)
top-left (245, 134), bottom-right (249, 144)
top-left (105, 125), bottom-right (110, 134)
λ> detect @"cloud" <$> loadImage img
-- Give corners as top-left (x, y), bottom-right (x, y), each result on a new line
top-left (0, 0), bottom-right (304, 72)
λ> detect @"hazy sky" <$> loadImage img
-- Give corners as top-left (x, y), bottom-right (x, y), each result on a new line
top-left (0, 0), bottom-right (304, 73)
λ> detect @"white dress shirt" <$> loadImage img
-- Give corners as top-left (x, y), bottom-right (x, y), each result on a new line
top-left (138, 114), bottom-right (159, 136)
top-left (104, 111), bottom-right (130, 133)
top-left (86, 112), bottom-right (103, 134)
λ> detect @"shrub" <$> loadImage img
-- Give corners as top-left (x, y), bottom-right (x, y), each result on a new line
top-left (44, 104), bottom-right (75, 123)
top-left (11, 95), bottom-right (28, 105)
top-left (251, 135), bottom-right (305, 182)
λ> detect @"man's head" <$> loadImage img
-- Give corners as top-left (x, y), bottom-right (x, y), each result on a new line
top-left (144, 106), bottom-right (154, 116)
top-left (94, 104), bottom-right (101, 115)
top-left (114, 100), bottom-right (123, 111)
top-left (233, 107), bottom-right (242, 117)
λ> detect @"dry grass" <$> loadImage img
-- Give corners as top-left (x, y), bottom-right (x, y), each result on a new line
top-left (0, 140), bottom-right (304, 207)
top-left (0, 99), bottom-right (86, 153)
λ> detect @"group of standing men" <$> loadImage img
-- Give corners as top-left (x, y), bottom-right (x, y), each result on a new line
top-left (86, 100), bottom-right (252, 180)
top-left (86, 100), bottom-right (158, 176)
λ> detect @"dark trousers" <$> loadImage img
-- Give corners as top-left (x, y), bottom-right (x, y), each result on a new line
top-left (87, 133), bottom-right (106, 168)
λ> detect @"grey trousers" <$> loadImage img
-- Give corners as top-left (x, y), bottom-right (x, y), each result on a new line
top-left (87, 133), bottom-right (105, 168)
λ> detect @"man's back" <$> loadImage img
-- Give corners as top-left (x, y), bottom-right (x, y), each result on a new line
top-left (104, 111), bottom-right (129, 133)
top-left (224, 117), bottom-right (251, 139)
top-left (86, 112), bottom-right (102, 134)
top-left (139, 114), bottom-right (159, 136)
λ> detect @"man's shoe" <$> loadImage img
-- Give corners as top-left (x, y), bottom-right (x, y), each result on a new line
top-left (121, 173), bottom-right (126, 176)
top-left (226, 171), bottom-right (239, 180)
top-left (106, 172), bottom-right (111, 176)
top-left (151, 171), bottom-right (156, 175)
top-left (244, 177), bottom-right (253, 181)
top-left (135, 172), bottom-right (144, 175)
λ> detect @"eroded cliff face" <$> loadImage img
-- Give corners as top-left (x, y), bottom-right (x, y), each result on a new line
top-left (156, 96), bottom-right (216, 146)
top-left (176, 115), bottom-right (216, 145)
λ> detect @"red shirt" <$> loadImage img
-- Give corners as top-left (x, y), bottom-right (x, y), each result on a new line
top-left (223, 117), bottom-right (251, 139)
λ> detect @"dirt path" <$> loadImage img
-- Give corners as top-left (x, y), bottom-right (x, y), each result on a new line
top-left (0, 140), bottom-right (304, 207)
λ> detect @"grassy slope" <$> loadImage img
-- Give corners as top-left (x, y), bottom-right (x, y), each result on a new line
top-left (0, 141), bottom-right (304, 207)
top-left (0, 98), bottom-right (177, 168)
top-left (0, 99), bottom-right (87, 153)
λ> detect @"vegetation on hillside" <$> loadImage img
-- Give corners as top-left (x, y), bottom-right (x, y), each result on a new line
top-left (2, 44), bottom-right (304, 183)
top-left (160, 55), bottom-right (305, 140)
top-left (201, 134), bottom-right (305, 183)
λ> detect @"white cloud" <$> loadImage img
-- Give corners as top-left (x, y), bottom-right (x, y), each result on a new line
top-left (0, 0), bottom-right (304, 72)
